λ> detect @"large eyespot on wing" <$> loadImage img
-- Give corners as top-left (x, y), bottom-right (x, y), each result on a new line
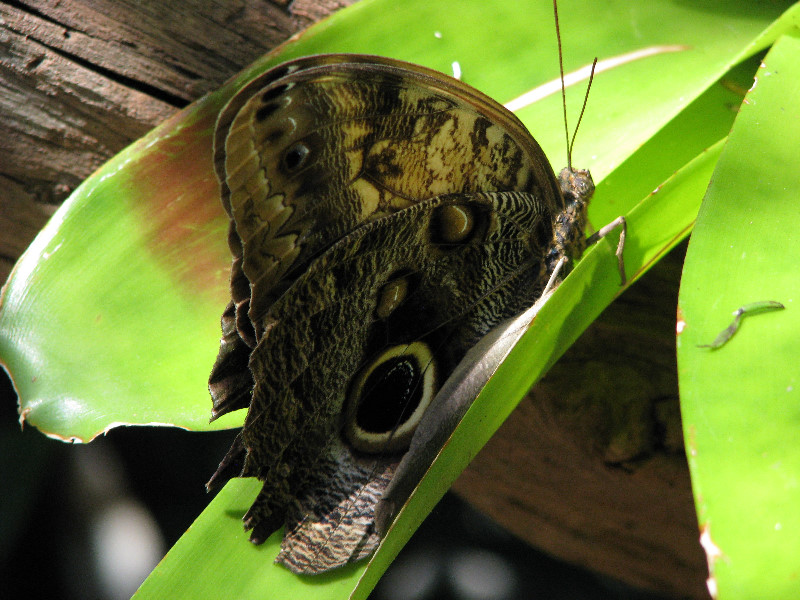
top-left (344, 342), bottom-right (438, 454)
top-left (373, 284), bottom-right (561, 536)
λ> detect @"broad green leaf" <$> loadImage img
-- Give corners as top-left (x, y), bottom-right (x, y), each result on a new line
top-left (0, 0), bottom-right (795, 599)
top-left (677, 33), bottom-right (800, 599)
top-left (1, 0), bottom-right (788, 439)
top-left (134, 478), bottom-right (370, 599)
top-left (136, 3), bottom-right (793, 599)
top-left (0, 2), bottom-right (784, 441)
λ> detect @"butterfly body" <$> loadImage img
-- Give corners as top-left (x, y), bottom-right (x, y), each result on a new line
top-left (206, 54), bottom-right (594, 573)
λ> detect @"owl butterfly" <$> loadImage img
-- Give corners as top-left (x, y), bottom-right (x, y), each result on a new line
top-left (205, 46), bottom-right (620, 573)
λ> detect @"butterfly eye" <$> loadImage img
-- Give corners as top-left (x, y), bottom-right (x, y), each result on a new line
top-left (283, 142), bottom-right (310, 172)
top-left (344, 342), bottom-right (437, 454)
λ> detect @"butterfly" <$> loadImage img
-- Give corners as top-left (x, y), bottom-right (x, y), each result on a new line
top-left (204, 52), bottom-right (618, 574)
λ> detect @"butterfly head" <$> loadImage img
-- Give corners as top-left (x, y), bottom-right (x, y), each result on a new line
top-left (548, 167), bottom-right (595, 268)
top-left (558, 167), bottom-right (594, 205)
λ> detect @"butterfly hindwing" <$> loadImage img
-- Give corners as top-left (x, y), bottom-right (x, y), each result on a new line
top-left (238, 190), bottom-right (551, 570)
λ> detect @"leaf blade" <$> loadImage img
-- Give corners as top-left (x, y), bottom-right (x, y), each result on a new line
top-left (677, 32), bottom-right (800, 599)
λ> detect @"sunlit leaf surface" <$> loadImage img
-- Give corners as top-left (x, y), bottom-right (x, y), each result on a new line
top-left (678, 32), bottom-right (800, 599)
top-left (1, 0), bottom-right (796, 598)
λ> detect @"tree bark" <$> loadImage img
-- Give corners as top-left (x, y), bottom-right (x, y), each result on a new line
top-left (0, 2), bottom-right (707, 597)
top-left (0, 0), bottom-right (354, 282)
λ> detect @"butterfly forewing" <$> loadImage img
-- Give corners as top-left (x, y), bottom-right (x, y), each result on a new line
top-left (216, 56), bottom-right (561, 332)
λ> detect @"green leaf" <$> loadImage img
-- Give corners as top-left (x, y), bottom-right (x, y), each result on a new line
top-left (0, 0), bottom-right (796, 598)
top-left (1, 0), bottom-right (785, 438)
top-left (677, 33), bottom-right (800, 599)
top-left (134, 479), bottom-right (371, 599)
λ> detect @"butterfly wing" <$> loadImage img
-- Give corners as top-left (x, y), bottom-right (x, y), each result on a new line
top-left (206, 54), bottom-right (566, 573)
top-left (244, 190), bottom-right (553, 572)
top-left (208, 54), bottom-right (563, 415)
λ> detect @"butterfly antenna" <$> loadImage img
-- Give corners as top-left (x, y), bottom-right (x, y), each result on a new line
top-left (553, 0), bottom-right (571, 172)
top-left (554, 0), bottom-right (597, 173)
top-left (568, 58), bottom-right (597, 166)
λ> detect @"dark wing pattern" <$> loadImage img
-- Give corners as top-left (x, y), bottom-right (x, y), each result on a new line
top-left (206, 54), bottom-right (582, 573)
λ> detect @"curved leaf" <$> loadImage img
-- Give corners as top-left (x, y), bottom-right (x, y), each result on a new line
top-left (677, 33), bottom-right (800, 599)
top-left (132, 3), bottom-right (792, 599)
top-left (0, 0), bottom-right (795, 599)
top-left (1, 0), bottom-right (788, 440)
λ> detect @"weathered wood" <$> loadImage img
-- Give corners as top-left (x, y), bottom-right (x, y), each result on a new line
top-left (0, 0), bottom-right (354, 280)
top-left (0, 2), bottom-right (706, 596)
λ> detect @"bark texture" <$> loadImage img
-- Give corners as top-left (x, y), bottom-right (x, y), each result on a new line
top-left (0, 0), bottom-right (354, 281)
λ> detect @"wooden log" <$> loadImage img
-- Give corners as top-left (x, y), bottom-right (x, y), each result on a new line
top-left (0, 0), bottom-right (354, 281)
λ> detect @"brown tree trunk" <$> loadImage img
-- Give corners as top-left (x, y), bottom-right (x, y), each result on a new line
top-left (0, 2), bottom-right (707, 597)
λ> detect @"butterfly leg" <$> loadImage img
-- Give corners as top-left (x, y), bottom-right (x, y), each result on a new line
top-left (587, 215), bottom-right (627, 286)
top-left (543, 256), bottom-right (568, 297)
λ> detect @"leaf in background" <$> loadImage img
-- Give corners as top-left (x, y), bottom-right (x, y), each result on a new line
top-left (0, 0), bottom-right (796, 598)
top-left (677, 32), bottom-right (800, 599)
